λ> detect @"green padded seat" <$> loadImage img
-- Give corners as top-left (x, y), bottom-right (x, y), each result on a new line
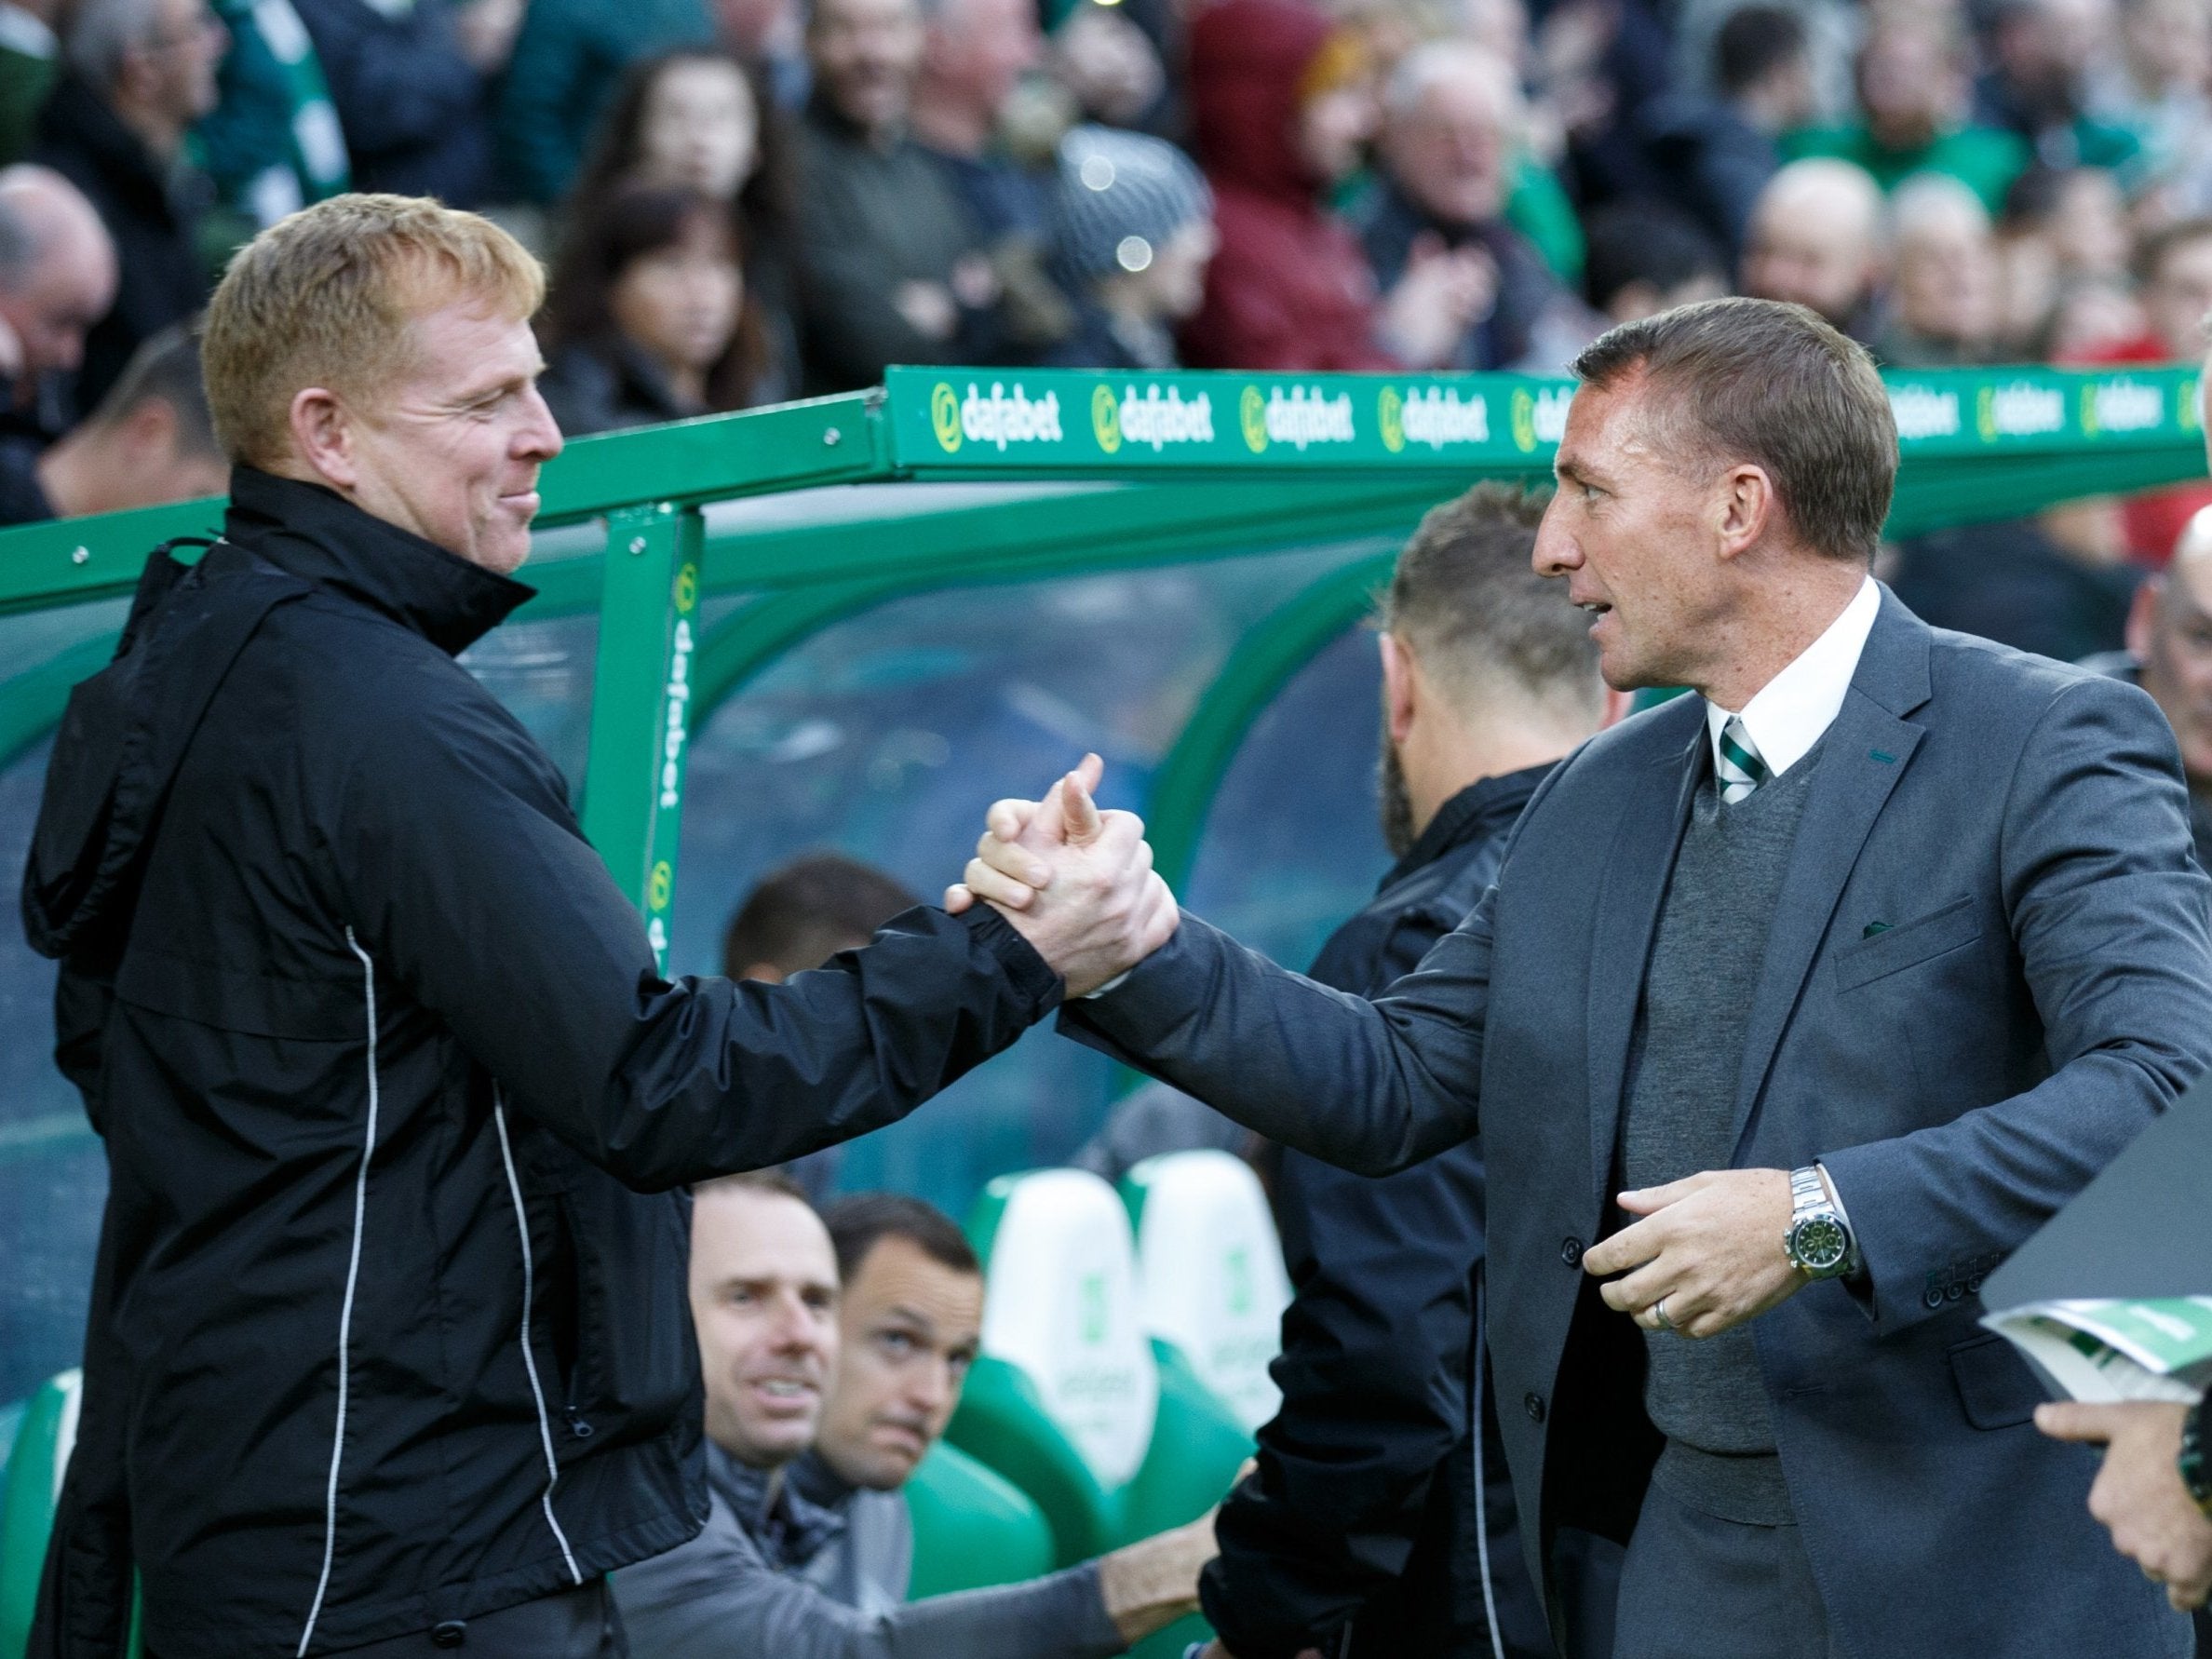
top-left (951, 1170), bottom-right (1253, 1659)
top-left (903, 1439), bottom-right (1057, 1597)
top-left (1120, 1150), bottom-right (1291, 1434)
top-left (1, 1370), bottom-right (79, 1659)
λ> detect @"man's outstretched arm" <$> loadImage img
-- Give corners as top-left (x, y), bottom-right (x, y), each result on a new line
top-left (951, 781), bottom-right (1490, 1174)
top-left (616, 1492), bottom-right (1215, 1658)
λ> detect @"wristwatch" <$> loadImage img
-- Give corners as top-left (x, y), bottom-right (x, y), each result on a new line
top-left (2181, 1398), bottom-right (2211, 1520)
top-left (1784, 1166), bottom-right (1856, 1279)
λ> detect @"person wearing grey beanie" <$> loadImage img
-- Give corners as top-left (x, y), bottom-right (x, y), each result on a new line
top-left (1045, 124), bottom-right (1217, 369)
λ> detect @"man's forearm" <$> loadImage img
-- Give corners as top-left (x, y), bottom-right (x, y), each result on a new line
top-left (1059, 912), bottom-right (1487, 1176)
top-left (1097, 1517), bottom-right (1215, 1643)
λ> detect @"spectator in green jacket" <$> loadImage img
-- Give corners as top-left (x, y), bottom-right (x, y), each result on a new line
top-left (1784, 8), bottom-right (2028, 215)
top-left (194, 0), bottom-right (347, 243)
top-left (495, 0), bottom-right (711, 204)
top-left (0, 0), bottom-right (57, 164)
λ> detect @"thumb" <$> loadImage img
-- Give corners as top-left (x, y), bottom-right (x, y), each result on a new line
top-left (1062, 768), bottom-right (1104, 845)
top-left (2035, 1401), bottom-right (2122, 1444)
top-left (1072, 751), bottom-right (1104, 796)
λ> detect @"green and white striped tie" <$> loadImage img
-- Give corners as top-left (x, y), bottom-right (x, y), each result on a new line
top-left (1717, 715), bottom-right (1770, 804)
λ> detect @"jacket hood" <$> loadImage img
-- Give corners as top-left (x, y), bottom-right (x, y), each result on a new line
top-left (1188, 0), bottom-right (1339, 206)
top-left (20, 470), bottom-right (534, 960)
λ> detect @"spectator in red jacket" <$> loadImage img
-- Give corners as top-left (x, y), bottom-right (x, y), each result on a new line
top-left (1177, 0), bottom-right (1485, 371)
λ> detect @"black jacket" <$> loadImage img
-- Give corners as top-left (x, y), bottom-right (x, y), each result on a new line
top-left (537, 338), bottom-right (704, 438)
top-left (31, 74), bottom-right (211, 411)
top-left (20, 468), bottom-right (1059, 1658)
top-left (1207, 767), bottom-right (1556, 1659)
top-left (1353, 177), bottom-right (1560, 372)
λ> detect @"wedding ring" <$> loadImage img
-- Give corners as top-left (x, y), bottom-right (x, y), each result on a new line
top-left (1652, 1296), bottom-right (1675, 1331)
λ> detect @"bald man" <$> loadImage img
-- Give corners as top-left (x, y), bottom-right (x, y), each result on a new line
top-left (0, 162), bottom-right (115, 425)
top-left (1741, 157), bottom-right (1886, 342)
top-left (2093, 508), bottom-right (2212, 869)
top-left (1874, 173), bottom-right (1999, 366)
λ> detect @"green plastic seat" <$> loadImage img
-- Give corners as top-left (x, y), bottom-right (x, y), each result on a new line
top-left (1, 1370), bottom-right (79, 1659)
top-left (903, 1439), bottom-right (1057, 1597)
top-left (0, 1372), bottom-right (142, 1659)
top-left (950, 1170), bottom-right (1252, 1659)
top-left (1121, 1150), bottom-right (1291, 1434)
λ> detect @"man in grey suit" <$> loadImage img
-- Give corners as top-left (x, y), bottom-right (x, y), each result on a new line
top-left (953, 297), bottom-right (2212, 1658)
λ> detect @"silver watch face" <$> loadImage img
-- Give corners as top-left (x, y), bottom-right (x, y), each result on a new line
top-left (1789, 1214), bottom-right (1850, 1273)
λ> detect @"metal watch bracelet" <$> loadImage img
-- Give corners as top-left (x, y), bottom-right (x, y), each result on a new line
top-left (2182, 1397), bottom-right (2212, 1520)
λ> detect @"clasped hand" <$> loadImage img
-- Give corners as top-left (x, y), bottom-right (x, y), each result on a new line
top-left (1581, 1169), bottom-right (1807, 1340)
top-left (944, 753), bottom-right (1179, 997)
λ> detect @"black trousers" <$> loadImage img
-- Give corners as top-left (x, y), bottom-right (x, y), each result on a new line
top-left (151, 1583), bottom-right (629, 1659)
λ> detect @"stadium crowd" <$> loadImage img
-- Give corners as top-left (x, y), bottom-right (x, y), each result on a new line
top-left (0, 0), bottom-right (2210, 652)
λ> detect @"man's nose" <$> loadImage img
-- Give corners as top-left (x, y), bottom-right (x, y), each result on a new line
top-left (906, 1358), bottom-right (954, 1418)
top-left (1531, 512), bottom-right (1577, 577)
top-left (518, 384), bottom-right (564, 462)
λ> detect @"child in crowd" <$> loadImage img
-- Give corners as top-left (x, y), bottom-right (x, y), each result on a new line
top-left (1044, 123), bottom-right (1216, 370)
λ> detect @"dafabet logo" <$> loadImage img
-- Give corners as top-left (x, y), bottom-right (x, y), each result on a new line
top-left (1092, 382), bottom-right (1215, 453)
top-left (931, 380), bottom-right (1064, 452)
top-left (1380, 384), bottom-right (1490, 452)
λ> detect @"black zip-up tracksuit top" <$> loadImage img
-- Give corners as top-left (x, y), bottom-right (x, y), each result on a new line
top-left (20, 467), bottom-right (1060, 1658)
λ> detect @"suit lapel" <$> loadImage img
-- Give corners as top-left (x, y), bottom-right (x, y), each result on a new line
top-left (1728, 591), bottom-right (1932, 1153)
top-left (1585, 715), bottom-right (1702, 1216)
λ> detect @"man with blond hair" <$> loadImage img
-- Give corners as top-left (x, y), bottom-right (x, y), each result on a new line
top-left (20, 193), bottom-right (1167, 1659)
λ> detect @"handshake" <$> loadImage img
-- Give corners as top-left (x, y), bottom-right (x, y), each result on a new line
top-left (944, 753), bottom-right (1180, 997)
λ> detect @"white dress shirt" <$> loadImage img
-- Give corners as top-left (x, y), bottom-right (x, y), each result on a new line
top-left (1704, 575), bottom-right (1882, 783)
top-left (1699, 573), bottom-right (1880, 1263)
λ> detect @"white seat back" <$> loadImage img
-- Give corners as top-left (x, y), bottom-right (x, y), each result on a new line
top-left (976, 1169), bottom-right (1158, 1487)
top-left (1126, 1151), bottom-right (1290, 1431)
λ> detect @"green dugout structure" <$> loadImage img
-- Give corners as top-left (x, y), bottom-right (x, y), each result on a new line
top-left (0, 362), bottom-right (2204, 1640)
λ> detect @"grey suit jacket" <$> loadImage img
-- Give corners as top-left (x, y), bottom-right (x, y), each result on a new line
top-left (1066, 590), bottom-right (2212, 1659)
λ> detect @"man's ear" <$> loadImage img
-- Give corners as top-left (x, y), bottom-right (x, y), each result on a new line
top-left (287, 386), bottom-right (358, 492)
top-left (1715, 462), bottom-right (1775, 561)
top-left (2125, 575), bottom-right (2163, 666)
top-left (1379, 629), bottom-right (1419, 747)
top-left (112, 397), bottom-right (176, 467)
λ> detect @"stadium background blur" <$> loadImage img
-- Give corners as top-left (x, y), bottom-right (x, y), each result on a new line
top-left (4, 0), bottom-right (2212, 1420)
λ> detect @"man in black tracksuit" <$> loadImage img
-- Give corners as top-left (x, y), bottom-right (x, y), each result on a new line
top-left (1201, 486), bottom-right (1623, 1659)
top-left (18, 196), bottom-right (1167, 1659)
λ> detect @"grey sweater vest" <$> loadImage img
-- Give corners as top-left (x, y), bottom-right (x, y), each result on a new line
top-left (1621, 743), bottom-right (1821, 1526)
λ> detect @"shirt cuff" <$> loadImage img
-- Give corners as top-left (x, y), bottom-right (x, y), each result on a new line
top-left (1814, 1161), bottom-right (1865, 1278)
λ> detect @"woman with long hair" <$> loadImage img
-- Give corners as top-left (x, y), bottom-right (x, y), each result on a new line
top-left (539, 184), bottom-right (767, 433)
top-left (563, 47), bottom-right (801, 402)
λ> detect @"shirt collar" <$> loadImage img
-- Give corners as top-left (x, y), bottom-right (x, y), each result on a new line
top-left (1704, 574), bottom-right (1880, 782)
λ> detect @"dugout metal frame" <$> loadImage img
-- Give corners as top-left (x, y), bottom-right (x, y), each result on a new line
top-left (2, 361), bottom-right (2203, 955)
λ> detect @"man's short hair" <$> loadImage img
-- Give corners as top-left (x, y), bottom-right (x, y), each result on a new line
top-left (1715, 4), bottom-right (1805, 98)
top-left (695, 1168), bottom-right (816, 1207)
top-left (1382, 39), bottom-right (1522, 128)
top-left (1571, 297), bottom-right (1896, 563)
top-left (201, 194), bottom-right (544, 469)
top-left (62, 0), bottom-right (162, 92)
top-left (1582, 203), bottom-right (1724, 314)
top-left (1377, 481), bottom-right (1599, 711)
top-left (2135, 215), bottom-right (2212, 290)
top-left (722, 852), bottom-right (920, 980)
top-left (823, 1193), bottom-right (980, 1285)
top-left (88, 321), bottom-right (220, 458)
